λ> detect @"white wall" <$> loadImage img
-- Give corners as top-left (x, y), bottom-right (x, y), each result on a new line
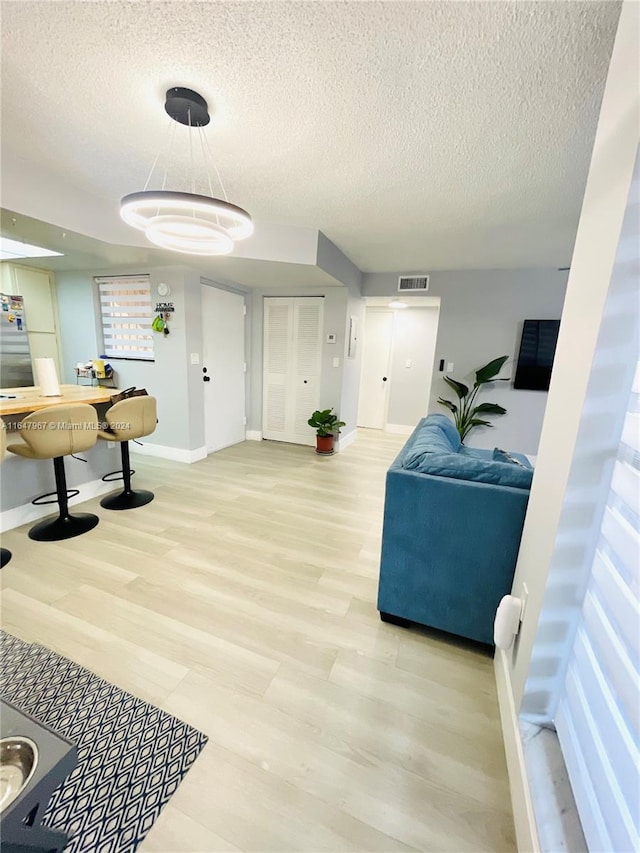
top-left (316, 232), bottom-right (363, 294)
top-left (54, 269), bottom-right (100, 380)
top-left (52, 264), bottom-right (359, 450)
top-left (362, 269), bottom-right (568, 454)
top-left (339, 294), bottom-right (366, 443)
top-left (56, 266), bottom-right (206, 452)
top-left (501, 0), bottom-right (639, 712)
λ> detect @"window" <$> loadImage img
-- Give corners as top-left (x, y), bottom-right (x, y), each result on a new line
top-left (96, 275), bottom-right (154, 361)
top-left (554, 362), bottom-right (639, 853)
top-left (523, 153), bottom-right (640, 851)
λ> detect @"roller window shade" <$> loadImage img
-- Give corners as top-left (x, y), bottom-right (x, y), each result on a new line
top-left (555, 361), bottom-right (640, 853)
top-left (96, 275), bottom-right (154, 361)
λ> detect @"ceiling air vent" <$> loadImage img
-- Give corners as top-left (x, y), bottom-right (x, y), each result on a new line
top-left (398, 274), bottom-right (429, 292)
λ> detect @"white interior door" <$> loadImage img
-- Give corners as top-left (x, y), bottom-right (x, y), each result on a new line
top-left (263, 296), bottom-right (323, 446)
top-left (201, 285), bottom-right (246, 453)
top-left (357, 309), bottom-right (393, 429)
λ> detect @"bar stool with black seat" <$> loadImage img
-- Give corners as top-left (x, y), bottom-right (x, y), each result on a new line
top-left (98, 395), bottom-right (157, 510)
top-left (1, 423), bottom-right (12, 566)
top-left (7, 403), bottom-right (100, 542)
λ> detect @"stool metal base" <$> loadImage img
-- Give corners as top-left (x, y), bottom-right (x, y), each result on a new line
top-left (0, 548), bottom-right (12, 568)
top-left (100, 489), bottom-right (154, 511)
top-left (28, 512), bottom-right (99, 543)
top-left (100, 441), bottom-right (154, 511)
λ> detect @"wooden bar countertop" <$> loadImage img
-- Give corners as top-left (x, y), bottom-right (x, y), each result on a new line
top-left (0, 385), bottom-right (117, 416)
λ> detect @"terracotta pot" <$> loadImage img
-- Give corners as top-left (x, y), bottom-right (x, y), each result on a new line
top-left (315, 434), bottom-right (335, 455)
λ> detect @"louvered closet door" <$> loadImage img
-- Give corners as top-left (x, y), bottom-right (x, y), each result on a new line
top-left (263, 298), bottom-right (294, 441)
top-left (262, 297), bottom-right (323, 445)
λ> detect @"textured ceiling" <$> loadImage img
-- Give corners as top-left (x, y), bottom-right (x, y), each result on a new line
top-left (0, 1), bottom-right (621, 273)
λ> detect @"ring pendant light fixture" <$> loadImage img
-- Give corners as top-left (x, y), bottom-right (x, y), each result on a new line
top-left (120, 87), bottom-right (253, 256)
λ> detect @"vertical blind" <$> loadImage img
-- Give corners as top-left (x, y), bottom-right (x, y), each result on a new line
top-left (96, 275), bottom-right (154, 361)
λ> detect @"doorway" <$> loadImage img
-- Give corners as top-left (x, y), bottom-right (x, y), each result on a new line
top-left (357, 302), bottom-right (440, 431)
top-left (201, 284), bottom-right (246, 453)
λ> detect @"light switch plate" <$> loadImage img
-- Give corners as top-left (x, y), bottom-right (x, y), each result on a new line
top-left (190, 353), bottom-right (200, 365)
top-left (332, 357), bottom-right (340, 368)
top-left (446, 362), bottom-right (454, 372)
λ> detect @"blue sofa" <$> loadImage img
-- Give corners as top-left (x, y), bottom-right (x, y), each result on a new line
top-left (377, 414), bottom-right (532, 645)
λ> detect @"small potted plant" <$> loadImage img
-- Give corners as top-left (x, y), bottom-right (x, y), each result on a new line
top-left (308, 408), bottom-right (346, 455)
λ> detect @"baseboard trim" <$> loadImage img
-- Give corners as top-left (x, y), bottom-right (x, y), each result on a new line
top-left (494, 649), bottom-right (541, 853)
top-left (385, 423), bottom-right (415, 435)
top-left (1, 477), bottom-right (114, 533)
top-left (245, 430), bottom-right (263, 441)
top-left (337, 430), bottom-right (357, 452)
top-left (130, 443), bottom-right (207, 464)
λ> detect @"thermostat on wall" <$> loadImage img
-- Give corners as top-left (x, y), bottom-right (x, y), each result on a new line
top-left (326, 333), bottom-right (336, 344)
top-left (157, 282), bottom-right (170, 296)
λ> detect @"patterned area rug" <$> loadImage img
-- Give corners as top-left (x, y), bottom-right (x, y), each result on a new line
top-left (0, 631), bottom-right (208, 852)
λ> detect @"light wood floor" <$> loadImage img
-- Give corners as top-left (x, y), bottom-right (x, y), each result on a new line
top-left (0, 430), bottom-right (515, 852)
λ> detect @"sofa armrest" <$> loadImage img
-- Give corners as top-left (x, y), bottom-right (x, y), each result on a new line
top-left (377, 467), bottom-right (530, 644)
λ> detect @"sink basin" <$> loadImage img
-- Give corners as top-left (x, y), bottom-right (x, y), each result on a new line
top-left (0, 737), bottom-right (38, 813)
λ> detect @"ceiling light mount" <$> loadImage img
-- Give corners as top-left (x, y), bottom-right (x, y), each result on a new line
top-left (164, 87), bottom-right (210, 127)
top-left (119, 84), bottom-right (252, 256)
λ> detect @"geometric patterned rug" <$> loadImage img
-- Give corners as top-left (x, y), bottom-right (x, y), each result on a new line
top-left (0, 631), bottom-right (208, 852)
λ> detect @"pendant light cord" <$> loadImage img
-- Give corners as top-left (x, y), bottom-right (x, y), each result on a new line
top-left (161, 121), bottom-right (177, 191)
top-left (143, 117), bottom-right (174, 191)
top-left (142, 105), bottom-right (230, 204)
top-left (197, 126), bottom-right (215, 199)
top-left (188, 107), bottom-right (195, 203)
top-left (202, 130), bottom-right (230, 202)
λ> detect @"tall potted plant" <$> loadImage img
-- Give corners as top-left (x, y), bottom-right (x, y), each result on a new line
top-left (308, 408), bottom-right (346, 455)
top-left (437, 355), bottom-right (508, 443)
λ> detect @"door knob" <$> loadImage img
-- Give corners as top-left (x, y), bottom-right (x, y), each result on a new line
top-left (382, 376), bottom-right (388, 382)
top-left (203, 375), bottom-right (211, 382)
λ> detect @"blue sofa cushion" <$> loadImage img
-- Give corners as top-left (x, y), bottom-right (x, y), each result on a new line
top-left (400, 414), bottom-right (461, 468)
top-left (400, 415), bottom-right (533, 489)
top-left (405, 451), bottom-right (533, 489)
top-left (459, 446), bottom-right (494, 461)
top-left (463, 446), bottom-right (532, 468)
top-left (430, 414), bottom-right (462, 451)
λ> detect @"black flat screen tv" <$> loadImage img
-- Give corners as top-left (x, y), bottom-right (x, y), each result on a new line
top-left (513, 319), bottom-right (560, 391)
